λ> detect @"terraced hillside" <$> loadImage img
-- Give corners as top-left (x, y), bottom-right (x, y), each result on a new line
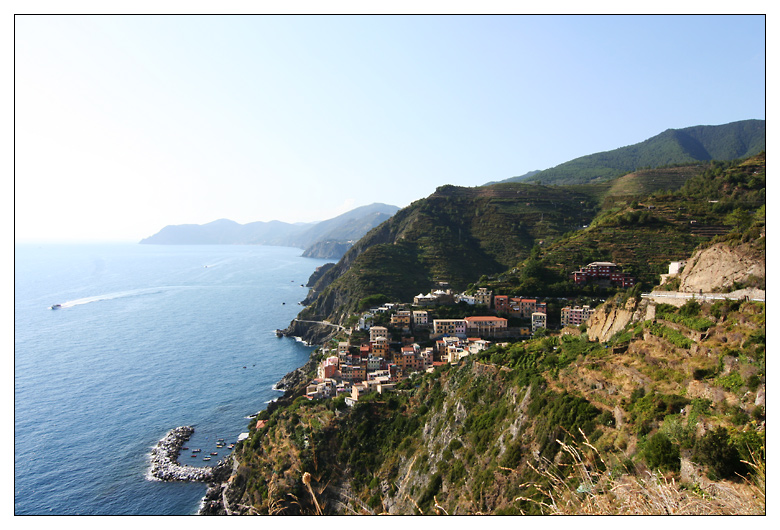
top-left (505, 154), bottom-right (766, 289)
top-left (212, 292), bottom-right (765, 515)
top-left (298, 183), bottom-right (602, 324)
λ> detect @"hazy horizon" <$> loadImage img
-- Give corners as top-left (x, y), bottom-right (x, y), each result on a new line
top-left (15, 14), bottom-right (766, 242)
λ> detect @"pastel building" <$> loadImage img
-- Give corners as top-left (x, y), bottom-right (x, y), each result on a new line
top-left (560, 305), bottom-right (596, 327)
top-left (474, 287), bottom-right (493, 307)
top-left (531, 312), bottom-right (547, 333)
top-left (413, 310), bottom-right (429, 327)
top-left (370, 326), bottom-right (389, 342)
top-left (464, 316), bottom-right (508, 335)
top-left (433, 319), bottom-right (467, 337)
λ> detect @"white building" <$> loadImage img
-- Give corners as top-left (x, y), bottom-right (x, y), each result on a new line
top-left (531, 312), bottom-right (547, 333)
top-left (668, 260), bottom-right (687, 275)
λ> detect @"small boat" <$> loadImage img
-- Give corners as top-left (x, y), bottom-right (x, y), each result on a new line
top-left (210, 452), bottom-right (218, 456)
top-left (217, 438), bottom-right (225, 442)
top-left (228, 444), bottom-right (235, 449)
top-left (203, 457), bottom-right (211, 461)
top-left (50, 304), bottom-right (62, 310)
top-left (190, 454), bottom-right (197, 457)
top-left (182, 447), bottom-right (188, 450)
top-left (192, 448), bottom-right (201, 453)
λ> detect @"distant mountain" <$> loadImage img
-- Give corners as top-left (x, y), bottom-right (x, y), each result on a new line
top-left (502, 119), bottom-right (765, 186)
top-left (292, 203), bottom-right (400, 249)
top-left (139, 219), bottom-right (309, 246)
top-left (140, 203), bottom-right (400, 259)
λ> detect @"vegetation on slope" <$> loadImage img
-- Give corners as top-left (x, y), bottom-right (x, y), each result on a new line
top-left (223, 287), bottom-right (765, 515)
top-left (300, 183), bottom-right (600, 323)
top-left (516, 119), bottom-right (765, 186)
top-left (297, 153), bottom-right (764, 334)
top-left (476, 153), bottom-right (766, 295)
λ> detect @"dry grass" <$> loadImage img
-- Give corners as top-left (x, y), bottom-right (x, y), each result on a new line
top-left (516, 429), bottom-right (764, 515)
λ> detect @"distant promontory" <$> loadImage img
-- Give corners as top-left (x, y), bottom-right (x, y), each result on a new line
top-left (140, 203), bottom-right (399, 260)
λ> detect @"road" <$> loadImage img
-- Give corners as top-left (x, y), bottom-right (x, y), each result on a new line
top-left (293, 319), bottom-right (347, 331)
top-left (641, 291), bottom-right (765, 303)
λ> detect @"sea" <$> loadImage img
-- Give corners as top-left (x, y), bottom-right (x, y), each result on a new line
top-left (14, 243), bottom-right (329, 515)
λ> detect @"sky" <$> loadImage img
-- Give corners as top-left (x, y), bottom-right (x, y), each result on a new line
top-left (14, 12), bottom-right (767, 242)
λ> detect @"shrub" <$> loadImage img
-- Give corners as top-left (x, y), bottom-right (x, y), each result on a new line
top-left (693, 427), bottom-right (748, 480)
top-left (644, 432), bottom-right (681, 472)
top-left (715, 372), bottom-right (744, 393)
top-left (679, 300), bottom-right (701, 317)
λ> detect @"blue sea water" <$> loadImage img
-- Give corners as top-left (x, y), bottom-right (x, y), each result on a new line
top-left (14, 243), bottom-right (328, 515)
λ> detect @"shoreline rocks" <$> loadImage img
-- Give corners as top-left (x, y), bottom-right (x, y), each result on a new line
top-left (149, 426), bottom-right (214, 482)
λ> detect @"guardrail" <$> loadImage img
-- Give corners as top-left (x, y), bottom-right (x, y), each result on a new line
top-left (641, 292), bottom-right (764, 303)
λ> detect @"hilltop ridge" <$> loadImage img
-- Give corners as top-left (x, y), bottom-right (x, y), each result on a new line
top-left (497, 119), bottom-right (764, 186)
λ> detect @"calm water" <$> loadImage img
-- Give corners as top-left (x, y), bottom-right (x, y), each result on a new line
top-left (14, 243), bottom-right (327, 515)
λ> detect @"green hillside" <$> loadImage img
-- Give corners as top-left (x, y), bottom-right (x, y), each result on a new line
top-left (297, 153), bottom-right (764, 327)
top-left (204, 150), bottom-right (766, 516)
top-left (514, 120), bottom-right (764, 186)
top-left (533, 154), bottom-right (765, 287)
top-left (299, 183), bottom-right (601, 322)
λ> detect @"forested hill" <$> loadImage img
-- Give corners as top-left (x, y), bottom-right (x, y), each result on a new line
top-left (295, 153), bottom-right (764, 335)
top-left (297, 183), bottom-right (601, 324)
top-left (502, 119), bottom-right (765, 186)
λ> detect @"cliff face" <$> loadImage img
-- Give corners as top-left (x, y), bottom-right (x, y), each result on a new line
top-left (677, 240), bottom-right (765, 293)
top-left (586, 297), bottom-right (652, 343)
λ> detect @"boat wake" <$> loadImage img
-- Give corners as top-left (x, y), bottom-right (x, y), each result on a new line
top-left (50, 286), bottom-right (184, 309)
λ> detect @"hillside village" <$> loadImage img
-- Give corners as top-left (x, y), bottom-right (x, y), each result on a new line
top-left (300, 261), bottom-right (635, 404)
top-left (207, 147), bottom-right (764, 517)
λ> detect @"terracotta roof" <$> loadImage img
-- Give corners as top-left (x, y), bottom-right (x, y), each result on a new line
top-left (464, 316), bottom-right (507, 322)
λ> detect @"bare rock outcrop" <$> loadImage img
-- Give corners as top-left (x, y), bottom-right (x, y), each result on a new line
top-left (587, 298), bottom-right (650, 343)
top-left (678, 241), bottom-right (764, 293)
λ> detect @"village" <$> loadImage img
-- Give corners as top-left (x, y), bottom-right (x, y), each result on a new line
top-left (300, 261), bottom-right (635, 405)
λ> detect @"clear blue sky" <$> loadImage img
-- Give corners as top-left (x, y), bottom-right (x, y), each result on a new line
top-left (14, 14), bottom-right (766, 242)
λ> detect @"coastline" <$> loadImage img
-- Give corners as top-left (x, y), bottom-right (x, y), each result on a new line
top-left (196, 258), bottom-right (339, 515)
top-left (198, 332), bottom-right (325, 515)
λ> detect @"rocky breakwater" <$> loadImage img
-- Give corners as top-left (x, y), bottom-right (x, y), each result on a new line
top-left (149, 426), bottom-right (214, 482)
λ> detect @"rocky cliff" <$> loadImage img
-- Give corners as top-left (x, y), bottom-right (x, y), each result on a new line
top-left (586, 296), bottom-right (653, 343)
top-left (677, 239), bottom-right (765, 293)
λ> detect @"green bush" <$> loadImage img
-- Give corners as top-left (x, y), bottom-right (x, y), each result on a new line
top-left (715, 372), bottom-right (744, 393)
top-left (679, 300), bottom-right (701, 317)
top-left (646, 323), bottom-right (693, 349)
top-left (693, 427), bottom-right (748, 480)
top-left (644, 432), bottom-right (680, 472)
